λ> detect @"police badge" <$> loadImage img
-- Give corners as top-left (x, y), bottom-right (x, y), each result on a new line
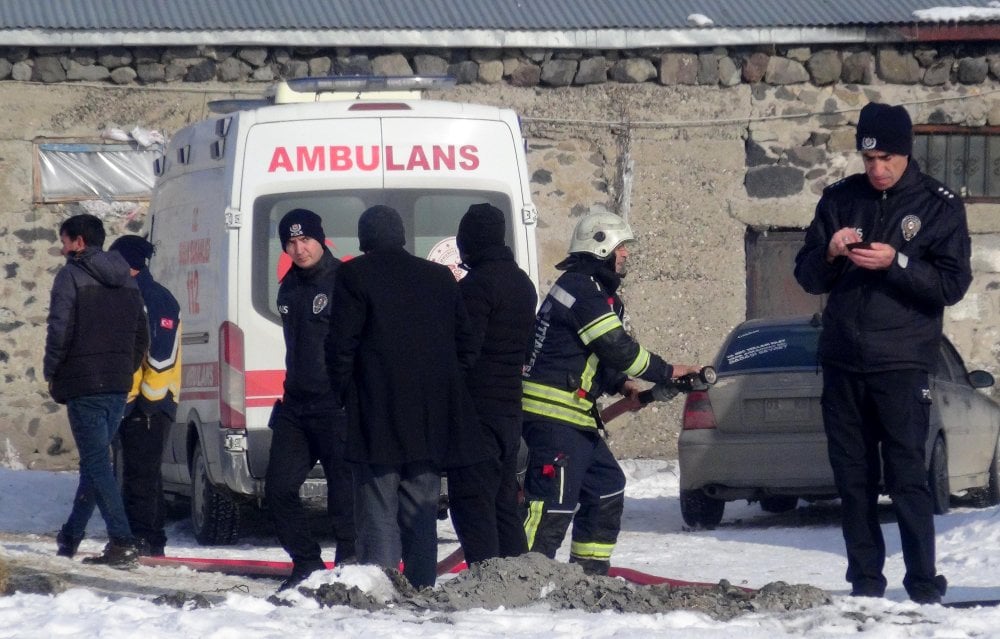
top-left (901, 215), bottom-right (921, 241)
top-left (861, 137), bottom-right (877, 151)
top-left (313, 293), bottom-right (328, 314)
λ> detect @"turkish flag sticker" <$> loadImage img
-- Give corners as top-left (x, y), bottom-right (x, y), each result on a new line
top-left (160, 317), bottom-right (175, 330)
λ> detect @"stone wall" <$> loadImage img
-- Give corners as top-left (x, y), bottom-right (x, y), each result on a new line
top-left (0, 42), bottom-right (998, 468)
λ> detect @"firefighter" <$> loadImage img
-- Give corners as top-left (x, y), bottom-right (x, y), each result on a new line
top-left (521, 208), bottom-right (701, 575)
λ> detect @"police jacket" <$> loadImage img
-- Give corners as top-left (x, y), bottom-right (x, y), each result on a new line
top-left (794, 160), bottom-right (972, 373)
top-left (459, 245), bottom-right (538, 420)
top-left (522, 255), bottom-right (673, 431)
top-left (44, 247), bottom-right (149, 404)
top-left (127, 268), bottom-right (181, 420)
top-left (277, 249), bottom-right (341, 403)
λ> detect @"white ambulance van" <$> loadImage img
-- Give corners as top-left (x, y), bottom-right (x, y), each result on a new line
top-left (146, 77), bottom-right (538, 544)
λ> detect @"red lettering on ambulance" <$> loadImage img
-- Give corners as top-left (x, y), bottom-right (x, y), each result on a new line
top-left (459, 145), bottom-right (480, 170)
top-left (407, 146), bottom-right (430, 171)
top-left (268, 147), bottom-right (294, 172)
top-left (432, 146), bottom-right (456, 170)
top-left (357, 146), bottom-right (379, 171)
top-left (385, 146), bottom-right (405, 171)
top-left (297, 146), bottom-right (325, 171)
top-left (330, 146), bottom-right (353, 170)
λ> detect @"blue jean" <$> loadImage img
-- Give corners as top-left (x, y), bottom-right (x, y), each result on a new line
top-left (62, 393), bottom-right (133, 542)
top-left (354, 461), bottom-right (439, 589)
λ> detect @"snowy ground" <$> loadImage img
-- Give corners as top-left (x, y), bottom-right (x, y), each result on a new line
top-left (3, 459), bottom-right (1000, 637)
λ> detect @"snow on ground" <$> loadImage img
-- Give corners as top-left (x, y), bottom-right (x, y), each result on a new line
top-left (3, 459), bottom-right (1000, 637)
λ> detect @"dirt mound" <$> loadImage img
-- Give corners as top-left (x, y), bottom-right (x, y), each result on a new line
top-left (293, 553), bottom-right (831, 620)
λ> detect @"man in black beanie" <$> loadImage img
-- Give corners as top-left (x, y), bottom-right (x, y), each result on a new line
top-left (326, 204), bottom-right (484, 589)
top-left (795, 103), bottom-right (972, 604)
top-left (108, 235), bottom-right (181, 558)
top-left (267, 207), bottom-right (356, 591)
top-left (447, 203), bottom-right (537, 565)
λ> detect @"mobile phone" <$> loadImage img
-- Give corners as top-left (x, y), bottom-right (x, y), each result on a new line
top-left (847, 241), bottom-right (872, 251)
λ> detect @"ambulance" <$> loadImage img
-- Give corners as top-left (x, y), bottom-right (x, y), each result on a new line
top-left (145, 76), bottom-right (538, 544)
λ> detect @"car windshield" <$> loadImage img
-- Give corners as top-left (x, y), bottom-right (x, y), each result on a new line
top-left (717, 323), bottom-right (820, 374)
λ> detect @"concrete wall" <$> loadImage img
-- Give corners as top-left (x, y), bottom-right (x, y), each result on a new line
top-left (1, 44), bottom-right (998, 468)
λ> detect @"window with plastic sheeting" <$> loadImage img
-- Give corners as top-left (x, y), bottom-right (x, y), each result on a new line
top-left (33, 141), bottom-right (160, 203)
top-left (912, 126), bottom-right (1000, 203)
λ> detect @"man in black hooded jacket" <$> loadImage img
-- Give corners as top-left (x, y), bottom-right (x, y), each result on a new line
top-left (795, 102), bottom-right (972, 604)
top-left (447, 203), bottom-right (537, 564)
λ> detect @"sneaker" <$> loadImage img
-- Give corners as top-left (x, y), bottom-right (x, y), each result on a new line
top-left (56, 530), bottom-right (82, 558)
top-left (82, 539), bottom-right (139, 569)
top-left (277, 561), bottom-right (325, 592)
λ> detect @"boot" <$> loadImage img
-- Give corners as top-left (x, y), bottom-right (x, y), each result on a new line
top-left (56, 529), bottom-right (82, 558)
top-left (277, 560), bottom-right (325, 592)
top-left (569, 556), bottom-right (610, 576)
top-left (334, 539), bottom-right (357, 566)
top-left (82, 538), bottom-right (139, 569)
top-left (135, 538), bottom-right (166, 557)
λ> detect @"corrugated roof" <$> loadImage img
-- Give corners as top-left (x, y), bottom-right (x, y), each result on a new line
top-left (0, 0), bottom-right (998, 31)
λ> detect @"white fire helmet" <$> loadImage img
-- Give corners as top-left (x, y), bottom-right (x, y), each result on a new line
top-left (567, 208), bottom-right (634, 259)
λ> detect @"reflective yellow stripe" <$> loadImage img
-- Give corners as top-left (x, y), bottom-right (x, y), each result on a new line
top-left (522, 397), bottom-right (597, 428)
top-left (580, 353), bottom-right (599, 394)
top-left (524, 500), bottom-right (545, 550)
top-left (578, 312), bottom-right (621, 346)
top-left (523, 381), bottom-right (593, 410)
top-left (570, 540), bottom-right (615, 561)
top-left (623, 346), bottom-right (651, 377)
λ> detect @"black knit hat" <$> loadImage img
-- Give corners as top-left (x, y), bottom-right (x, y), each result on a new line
top-left (358, 205), bottom-right (405, 252)
top-left (278, 208), bottom-right (325, 247)
top-left (457, 203), bottom-right (505, 259)
top-left (856, 102), bottom-right (913, 156)
top-left (108, 234), bottom-right (154, 270)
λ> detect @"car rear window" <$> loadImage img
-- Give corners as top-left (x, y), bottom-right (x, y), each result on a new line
top-left (717, 324), bottom-right (820, 374)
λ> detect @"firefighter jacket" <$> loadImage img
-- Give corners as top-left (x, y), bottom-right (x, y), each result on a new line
top-left (794, 160), bottom-right (972, 373)
top-left (522, 256), bottom-right (674, 431)
top-left (126, 268), bottom-right (181, 420)
top-left (277, 249), bottom-right (341, 403)
top-left (44, 247), bottom-right (148, 404)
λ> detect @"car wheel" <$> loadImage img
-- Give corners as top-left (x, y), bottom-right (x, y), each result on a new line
top-left (191, 442), bottom-right (241, 545)
top-left (972, 436), bottom-right (1000, 508)
top-left (680, 489), bottom-right (725, 529)
top-left (927, 435), bottom-right (950, 516)
top-left (759, 495), bottom-right (798, 513)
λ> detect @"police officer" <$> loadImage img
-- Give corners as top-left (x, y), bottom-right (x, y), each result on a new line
top-left (521, 208), bottom-right (700, 576)
top-left (265, 208), bottom-right (356, 591)
top-left (794, 102), bottom-right (972, 604)
top-left (108, 235), bottom-right (181, 558)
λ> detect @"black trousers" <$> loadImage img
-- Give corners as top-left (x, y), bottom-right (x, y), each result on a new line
top-left (822, 366), bottom-right (937, 596)
top-left (448, 414), bottom-right (528, 564)
top-left (264, 398), bottom-right (356, 568)
top-left (521, 420), bottom-right (625, 567)
top-left (119, 408), bottom-right (171, 549)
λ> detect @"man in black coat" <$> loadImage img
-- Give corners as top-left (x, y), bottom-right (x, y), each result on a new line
top-left (46, 214), bottom-right (149, 568)
top-left (326, 205), bottom-right (483, 589)
top-left (795, 102), bottom-right (972, 604)
top-left (447, 203), bottom-right (537, 564)
top-left (265, 208), bottom-right (357, 591)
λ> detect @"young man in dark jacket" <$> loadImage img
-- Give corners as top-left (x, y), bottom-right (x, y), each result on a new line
top-left (795, 102), bottom-right (972, 604)
top-left (108, 235), bottom-right (181, 558)
top-left (521, 208), bottom-right (700, 576)
top-left (45, 214), bottom-right (149, 568)
top-left (326, 204), bottom-right (483, 589)
top-left (447, 203), bottom-right (537, 564)
top-left (265, 208), bottom-right (356, 591)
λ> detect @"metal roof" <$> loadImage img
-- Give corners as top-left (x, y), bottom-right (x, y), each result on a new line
top-left (2, 0), bottom-right (999, 30)
top-left (0, 1), bottom-right (996, 48)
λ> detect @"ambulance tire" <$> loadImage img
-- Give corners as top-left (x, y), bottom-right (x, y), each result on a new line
top-left (680, 489), bottom-right (724, 529)
top-left (191, 442), bottom-right (241, 545)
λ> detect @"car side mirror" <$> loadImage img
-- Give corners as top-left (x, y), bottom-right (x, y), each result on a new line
top-left (967, 370), bottom-right (995, 389)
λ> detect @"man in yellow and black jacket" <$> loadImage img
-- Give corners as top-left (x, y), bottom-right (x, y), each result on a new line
top-left (521, 209), bottom-right (700, 576)
top-left (109, 235), bottom-right (181, 558)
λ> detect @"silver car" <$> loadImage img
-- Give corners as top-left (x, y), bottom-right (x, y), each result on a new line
top-left (677, 315), bottom-right (1000, 528)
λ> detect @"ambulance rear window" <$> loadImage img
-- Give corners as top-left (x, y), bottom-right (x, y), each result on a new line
top-left (251, 189), bottom-right (513, 323)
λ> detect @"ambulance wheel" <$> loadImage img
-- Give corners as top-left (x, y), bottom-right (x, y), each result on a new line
top-left (927, 435), bottom-right (950, 516)
top-left (680, 489), bottom-right (724, 529)
top-left (191, 442), bottom-right (241, 545)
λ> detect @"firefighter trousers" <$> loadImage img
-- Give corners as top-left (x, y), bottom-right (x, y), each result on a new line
top-left (521, 419), bottom-right (625, 571)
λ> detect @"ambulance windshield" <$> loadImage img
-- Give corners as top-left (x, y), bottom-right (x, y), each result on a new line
top-left (251, 189), bottom-right (513, 322)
